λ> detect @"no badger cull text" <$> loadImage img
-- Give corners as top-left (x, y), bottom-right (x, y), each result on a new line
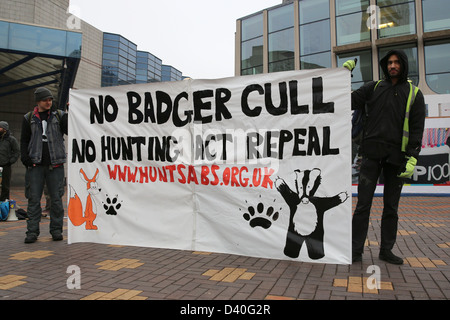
top-left (71, 76), bottom-right (340, 189)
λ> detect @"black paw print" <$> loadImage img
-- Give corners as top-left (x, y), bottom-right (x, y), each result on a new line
top-left (103, 195), bottom-right (122, 215)
top-left (242, 202), bottom-right (279, 229)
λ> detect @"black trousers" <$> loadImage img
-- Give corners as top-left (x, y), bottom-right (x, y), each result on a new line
top-left (352, 157), bottom-right (404, 255)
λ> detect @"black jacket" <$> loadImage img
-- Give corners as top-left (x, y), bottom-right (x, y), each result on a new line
top-left (0, 121), bottom-right (20, 167)
top-left (351, 49), bottom-right (426, 165)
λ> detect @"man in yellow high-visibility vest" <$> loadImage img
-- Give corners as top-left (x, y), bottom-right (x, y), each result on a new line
top-left (344, 49), bottom-right (426, 264)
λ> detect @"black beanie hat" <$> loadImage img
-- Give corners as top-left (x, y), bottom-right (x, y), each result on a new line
top-left (34, 87), bottom-right (53, 102)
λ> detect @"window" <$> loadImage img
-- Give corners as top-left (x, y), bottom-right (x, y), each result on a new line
top-left (300, 0), bottom-right (329, 24)
top-left (162, 65), bottom-right (182, 82)
top-left (268, 4), bottom-right (295, 73)
top-left (66, 32), bottom-right (82, 58)
top-left (104, 33), bottom-right (119, 41)
top-left (268, 28), bottom-right (295, 72)
top-left (301, 52), bottom-right (331, 70)
top-left (0, 21), bottom-right (8, 48)
top-left (241, 37), bottom-right (264, 75)
top-left (378, 45), bottom-right (419, 85)
top-left (422, 0), bottom-right (450, 32)
top-left (103, 46), bottom-right (119, 54)
top-left (377, 0), bottom-right (416, 38)
top-left (337, 50), bottom-right (372, 90)
top-left (103, 39), bottom-right (118, 47)
top-left (300, 0), bottom-right (331, 69)
top-left (103, 60), bottom-right (118, 68)
top-left (336, 0), bottom-right (370, 16)
top-left (241, 14), bottom-right (263, 42)
top-left (102, 33), bottom-right (138, 86)
top-left (268, 3), bottom-right (294, 33)
top-left (7, 22), bottom-right (81, 57)
top-left (300, 20), bottom-right (331, 57)
top-left (136, 51), bottom-right (150, 83)
top-left (241, 14), bottom-right (264, 75)
top-left (336, 0), bottom-right (370, 46)
top-left (425, 41), bottom-right (450, 94)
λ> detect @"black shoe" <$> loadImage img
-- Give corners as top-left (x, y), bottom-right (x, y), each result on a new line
top-left (379, 250), bottom-right (404, 265)
top-left (352, 253), bottom-right (362, 263)
top-left (24, 234), bottom-right (37, 243)
top-left (52, 233), bottom-right (63, 241)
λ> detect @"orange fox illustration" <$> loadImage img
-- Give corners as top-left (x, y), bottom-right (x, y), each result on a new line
top-left (68, 168), bottom-right (101, 230)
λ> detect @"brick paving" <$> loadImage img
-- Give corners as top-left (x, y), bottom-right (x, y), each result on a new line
top-left (0, 187), bottom-right (448, 306)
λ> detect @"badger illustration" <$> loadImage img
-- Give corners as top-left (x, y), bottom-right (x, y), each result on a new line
top-left (275, 168), bottom-right (348, 260)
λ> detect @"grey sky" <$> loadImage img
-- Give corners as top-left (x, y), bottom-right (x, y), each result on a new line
top-left (69, 0), bottom-right (281, 79)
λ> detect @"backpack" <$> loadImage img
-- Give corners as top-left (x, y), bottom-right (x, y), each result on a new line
top-left (351, 108), bottom-right (366, 144)
top-left (0, 201), bottom-right (9, 221)
top-left (351, 81), bottom-right (379, 145)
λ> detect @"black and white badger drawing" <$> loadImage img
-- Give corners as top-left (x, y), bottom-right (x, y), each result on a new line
top-left (275, 168), bottom-right (348, 260)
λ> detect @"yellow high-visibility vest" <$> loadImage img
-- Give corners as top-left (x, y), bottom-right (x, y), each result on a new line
top-left (373, 80), bottom-right (420, 152)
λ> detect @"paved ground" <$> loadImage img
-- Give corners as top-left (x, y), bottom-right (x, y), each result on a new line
top-left (0, 186), bottom-right (448, 310)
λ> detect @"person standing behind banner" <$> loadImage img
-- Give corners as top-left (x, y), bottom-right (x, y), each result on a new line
top-left (20, 87), bottom-right (68, 243)
top-left (344, 49), bottom-right (426, 265)
top-left (0, 121), bottom-right (20, 201)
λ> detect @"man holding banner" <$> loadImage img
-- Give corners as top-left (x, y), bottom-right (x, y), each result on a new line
top-left (345, 50), bottom-right (426, 264)
top-left (21, 87), bottom-right (68, 243)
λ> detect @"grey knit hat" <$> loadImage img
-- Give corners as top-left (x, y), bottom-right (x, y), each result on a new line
top-left (34, 87), bottom-right (53, 102)
top-left (0, 121), bottom-right (8, 131)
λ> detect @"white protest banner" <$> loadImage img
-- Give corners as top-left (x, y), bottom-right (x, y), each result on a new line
top-left (68, 68), bottom-right (352, 264)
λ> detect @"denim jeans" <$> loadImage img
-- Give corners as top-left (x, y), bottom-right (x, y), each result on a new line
top-left (352, 157), bottom-right (404, 255)
top-left (25, 165), bottom-right (65, 237)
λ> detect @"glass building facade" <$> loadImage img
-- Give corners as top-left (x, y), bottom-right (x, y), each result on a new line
top-left (102, 33), bottom-right (137, 87)
top-left (335, 0), bottom-right (370, 46)
top-left (0, 20), bottom-right (82, 108)
top-left (241, 13), bottom-right (264, 75)
top-left (268, 3), bottom-right (295, 73)
top-left (102, 33), bottom-right (181, 87)
top-left (236, 0), bottom-right (450, 94)
top-left (300, 0), bottom-right (331, 69)
top-left (0, 20), bottom-right (82, 59)
top-left (136, 51), bottom-right (162, 84)
top-left (162, 65), bottom-right (183, 82)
